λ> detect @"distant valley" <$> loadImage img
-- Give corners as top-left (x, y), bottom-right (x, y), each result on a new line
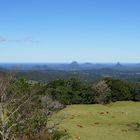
top-left (0, 62), bottom-right (140, 83)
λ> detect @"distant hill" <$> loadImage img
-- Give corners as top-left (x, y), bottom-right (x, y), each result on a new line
top-left (136, 63), bottom-right (140, 66)
top-left (70, 61), bottom-right (79, 66)
top-left (114, 62), bottom-right (123, 69)
top-left (83, 62), bottom-right (93, 67)
top-left (67, 61), bottom-right (80, 70)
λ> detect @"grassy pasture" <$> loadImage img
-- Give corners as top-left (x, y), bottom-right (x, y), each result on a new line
top-left (53, 101), bottom-right (140, 140)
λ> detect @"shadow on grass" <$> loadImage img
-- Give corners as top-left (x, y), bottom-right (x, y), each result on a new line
top-left (127, 123), bottom-right (140, 132)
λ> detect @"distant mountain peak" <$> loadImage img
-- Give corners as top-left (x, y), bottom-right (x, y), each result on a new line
top-left (71, 61), bottom-right (78, 64)
top-left (70, 61), bottom-right (79, 66)
top-left (114, 62), bottom-right (123, 68)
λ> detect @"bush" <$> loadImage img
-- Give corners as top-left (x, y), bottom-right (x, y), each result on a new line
top-left (92, 80), bottom-right (111, 104)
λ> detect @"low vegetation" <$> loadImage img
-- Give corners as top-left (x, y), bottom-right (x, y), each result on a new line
top-left (55, 101), bottom-right (140, 140)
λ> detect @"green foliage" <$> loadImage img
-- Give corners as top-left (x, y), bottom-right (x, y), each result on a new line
top-left (0, 76), bottom-right (63, 140)
top-left (46, 78), bottom-right (93, 104)
top-left (104, 78), bottom-right (133, 101)
top-left (14, 110), bottom-right (48, 136)
top-left (51, 130), bottom-right (69, 140)
top-left (46, 77), bottom-right (140, 105)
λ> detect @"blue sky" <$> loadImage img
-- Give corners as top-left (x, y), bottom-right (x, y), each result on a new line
top-left (0, 0), bottom-right (140, 63)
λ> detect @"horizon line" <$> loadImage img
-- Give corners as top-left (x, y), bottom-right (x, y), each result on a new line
top-left (0, 62), bottom-right (139, 64)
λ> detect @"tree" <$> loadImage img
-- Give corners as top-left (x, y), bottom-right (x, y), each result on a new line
top-left (92, 80), bottom-right (111, 104)
top-left (104, 78), bottom-right (132, 101)
top-left (0, 74), bottom-right (49, 140)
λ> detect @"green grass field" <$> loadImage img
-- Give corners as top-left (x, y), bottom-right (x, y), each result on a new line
top-left (53, 101), bottom-right (140, 140)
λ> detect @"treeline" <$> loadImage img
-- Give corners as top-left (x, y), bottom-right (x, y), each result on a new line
top-left (45, 78), bottom-right (140, 105)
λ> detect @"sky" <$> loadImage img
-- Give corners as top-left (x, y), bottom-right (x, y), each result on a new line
top-left (0, 0), bottom-right (140, 63)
